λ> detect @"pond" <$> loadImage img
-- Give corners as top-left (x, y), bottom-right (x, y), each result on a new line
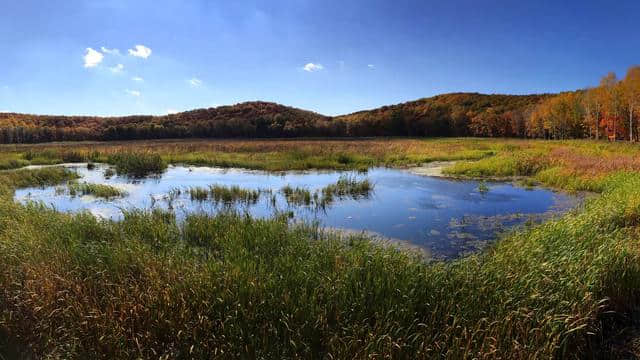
top-left (14, 163), bottom-right (580, 259)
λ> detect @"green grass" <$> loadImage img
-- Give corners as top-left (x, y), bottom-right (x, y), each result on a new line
top-left (1, 139), bottom-right (640, 358)
top-left (321, 175), bottom-right (373, 199)
top-left (66, 181), bottom-right (126, 199)
top-left (189, 185), bottom-right (261, 206)
top-left (281, 185), bottom-right (314, 206)
top-left (107, 152), bottom-right (167, 177)
top-left (280, 176), bottom-right (373, 209)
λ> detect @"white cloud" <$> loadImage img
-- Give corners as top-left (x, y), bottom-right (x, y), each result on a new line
top-left (166, 109), bottom-right (179, 114)
top-left (188, 78), bottom-right (203, 87)
top-left (110, 63), bottom-right (124, 73)
top-left (101, 47), bottom-right (120, 55)
top-left (303, 63), bottom-right (324, 72)
top-left (125, 89), bottom-right (141, 97)
top-left (0, 110), bottom-right (9, 113)
top-left (367, 64), bottom-right (375, 69)
top-left (83, 48), bottom-right (104, 68)
top-left (128, 45), bottom-right (152, 58)
top-left (132, 76), bottom-right (144, 82)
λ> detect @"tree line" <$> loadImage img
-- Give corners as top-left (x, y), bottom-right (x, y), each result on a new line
top-left (1, 67), bottom-right (639, 143)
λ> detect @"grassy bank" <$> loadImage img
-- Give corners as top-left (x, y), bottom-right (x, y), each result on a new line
top-left (0, 139), bottom-right (639, 358)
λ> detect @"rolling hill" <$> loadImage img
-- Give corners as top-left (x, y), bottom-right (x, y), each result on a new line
top-left (0, 93), bottom-right (551, 143)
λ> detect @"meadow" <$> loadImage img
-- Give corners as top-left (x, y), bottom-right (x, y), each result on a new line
top-left (0, 138), bottom-right (639, 358)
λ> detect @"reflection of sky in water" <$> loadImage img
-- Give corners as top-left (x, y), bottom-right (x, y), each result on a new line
top-left (15, 164), bottom-right (580, 259)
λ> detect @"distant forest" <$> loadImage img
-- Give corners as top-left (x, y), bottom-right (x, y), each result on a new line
top-left (1, 66), bottom-right (640, 143)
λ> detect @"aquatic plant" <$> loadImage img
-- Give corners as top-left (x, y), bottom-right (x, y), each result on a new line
top-left (281, 185), bottom-right (313, 206)
top-left (67, 181), bottom-right (126, 199)
top-left (477, 181), bottom-right (489, 194)
top-left (103, 168), bottom-right (115, 178)
top-left (321, 175), bottom-right (373, 199)
top-left (189, 186), bottom-right (209, 201)
top-left (190, 185), bottom-right (261, 206)
top-left (107, 152), bottom-right (167, 177)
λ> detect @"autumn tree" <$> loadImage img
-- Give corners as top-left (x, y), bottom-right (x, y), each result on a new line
top-left (621, 66), bottom-right (640, 141)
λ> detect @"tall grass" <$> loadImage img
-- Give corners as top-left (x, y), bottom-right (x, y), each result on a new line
top-left (321, 175), bottom-right (372, 199)
top-left (1, 140), bottom-right (640, 358)
top-left (189, 185), bottom-right (261, 206)
top-left (67, 181), bottom-right (126, 199)
top-left (107, 152), bottom-right (167, 177)
top-left (0, 170), bottom-right (639, 358)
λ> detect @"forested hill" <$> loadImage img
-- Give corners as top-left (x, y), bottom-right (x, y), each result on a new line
top-left (0, 93), bottom-right (551, 143)
top-left (335, 93), bottom-right (550, 137)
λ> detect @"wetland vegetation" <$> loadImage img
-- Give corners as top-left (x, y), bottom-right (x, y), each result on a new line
top-left (1, 138), bottom-right (640, 358)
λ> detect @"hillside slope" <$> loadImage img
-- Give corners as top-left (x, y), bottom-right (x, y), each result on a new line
top-left (0, 93), bottom-right (550, 143)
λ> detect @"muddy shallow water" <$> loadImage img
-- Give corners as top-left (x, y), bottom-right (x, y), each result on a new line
top-left (14, 163), bottom-right (580, 259)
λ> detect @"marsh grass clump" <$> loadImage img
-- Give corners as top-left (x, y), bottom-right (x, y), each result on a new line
top-left (477, 181), bottom-right (489, 194)
top-left (0, 167), bottom-right (79, 190)
top-left (67, 181), bottom-right (126, 199)
top-left (107, 152), bottom-right (167, 177)
top-left (281, 185), bottom-right (313, 206)
top-left (103, 167), bottom-right (115, 178)
top-left (190, 185), bottom-right (260, 206)
top-left (321, 175), bottom-right (373, 199)
top-left (0, 159), bottom-right (29, 170)
top-left (189, 186), bottom-right (209, 201)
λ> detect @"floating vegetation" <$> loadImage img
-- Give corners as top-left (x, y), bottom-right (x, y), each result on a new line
top-left (67, 181), bottom-right (126, 199)
top-left (107, 152), bottom-right (167, 178)
top-left (477, 181), bottom-right (489, 194)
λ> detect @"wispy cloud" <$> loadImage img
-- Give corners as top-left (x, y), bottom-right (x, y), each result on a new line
top-left (367, 64), bottom-right (375, 69)
top-left (166, 109), bottom-right (179, 114)
top-left (83, 48), bottom-right (104, 68)
top-left (125, 89), bottom-right (141, 97)
top-left (110, 63), bottom-right (124, 73)
top-left (131, 76), bottom-right (144, 82)
top-left (188, 78), bottom-right (203, 87)
top-left (101, 46), bottom-right (120, 55)
top-left (128, 45), bottom-right (152, 58)
top-left (303, 63), bottom-right (324, 72)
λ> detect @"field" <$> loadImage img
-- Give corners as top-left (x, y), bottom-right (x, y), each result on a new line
top-left (1, 138), bottom-right (640, 358)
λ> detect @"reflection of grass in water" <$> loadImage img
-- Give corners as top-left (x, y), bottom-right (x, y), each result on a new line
top-left (67, 181), bottom-right (126, 199)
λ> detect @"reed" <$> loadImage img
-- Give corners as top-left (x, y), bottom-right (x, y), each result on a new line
top-left (67, 181), bottom-right (126, 199)
top-left (107, 152), bottom-right (167, 177)
top-left (190, 185), bottom-right (261, 206)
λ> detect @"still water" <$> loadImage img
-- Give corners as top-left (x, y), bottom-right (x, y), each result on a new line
top-left (14, 164), bottom-right (579, 259)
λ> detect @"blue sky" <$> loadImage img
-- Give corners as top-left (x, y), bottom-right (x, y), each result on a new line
top-left (1, 0), bottom-right (639, 116)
